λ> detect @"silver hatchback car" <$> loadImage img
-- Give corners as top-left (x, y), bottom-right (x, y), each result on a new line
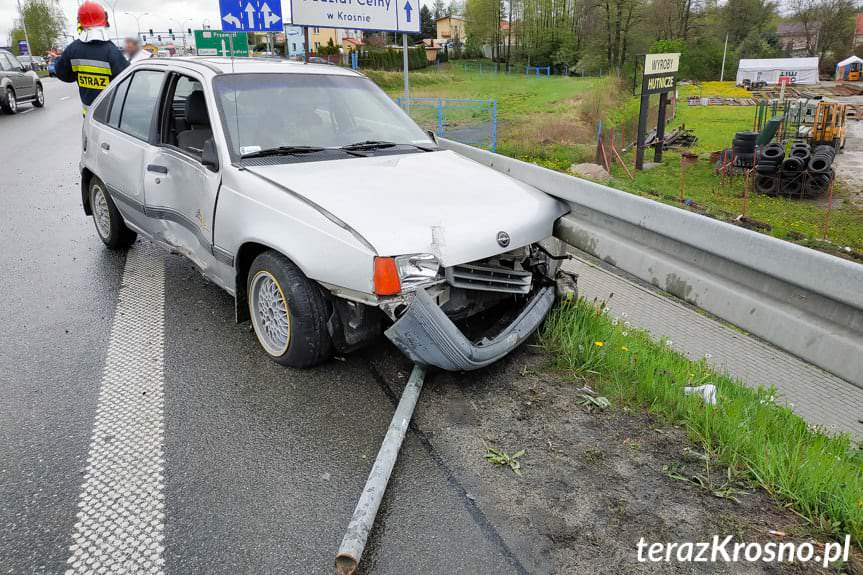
top-left (80, 57), bottom-right (571, 370)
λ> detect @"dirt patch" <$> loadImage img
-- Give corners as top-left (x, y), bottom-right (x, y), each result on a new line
top-left (368, 344), bottom-right (851, 574)
top-left (503, 110), bottom-right (594, 148)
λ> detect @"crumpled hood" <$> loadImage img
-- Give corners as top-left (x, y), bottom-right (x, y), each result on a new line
top-left (244, 150), bottom-right (567, 266)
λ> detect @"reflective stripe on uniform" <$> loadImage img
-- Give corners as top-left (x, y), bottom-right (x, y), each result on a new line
top-left (77, 74), bottom-right (110, 89)
top-left (73, 64), bottom-right (112, 75)
top-left (70, 58), bottom-right (112, 72)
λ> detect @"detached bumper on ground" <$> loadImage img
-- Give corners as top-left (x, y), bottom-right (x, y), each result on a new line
top-left (384, 285), bottom-right (556, 371)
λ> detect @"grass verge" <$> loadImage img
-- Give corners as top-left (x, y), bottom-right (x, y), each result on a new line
top-left (538, 298), bottom-right (863, 546)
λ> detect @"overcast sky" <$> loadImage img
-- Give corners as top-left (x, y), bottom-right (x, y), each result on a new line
top-left (1, 0), bottom-right (432, 48)
top-left (0, 0), bottom-right (300, 48)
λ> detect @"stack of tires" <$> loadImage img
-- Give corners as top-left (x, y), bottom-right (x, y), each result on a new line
top-left (751, 142), bottom-right (836, 199)
top-left (780, 143), bottom-right (810, 197)
top-left (754, 143), bottom-right (784, 195)
top-left (731, 131), bottom-right (758, 167)
top-left (804, 145), bottom-right (836, 198)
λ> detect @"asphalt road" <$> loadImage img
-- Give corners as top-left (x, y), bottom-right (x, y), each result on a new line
top-left (0, 79), bottom-right (525, 574)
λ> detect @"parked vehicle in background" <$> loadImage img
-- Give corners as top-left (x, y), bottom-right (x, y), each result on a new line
top-left (0, 49), bottom-right (45, 114)
top-left (78, 57), bottom-right (572, 371)
top-left (17, 55), bottom-right (45, 71)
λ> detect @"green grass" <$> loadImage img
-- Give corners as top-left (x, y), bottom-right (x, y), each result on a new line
top-left (367, 65), bottom-right (863, 253)
top-left (539, 298), bottom-right (863, 545)
top-left (606, 150), bottom-right (863, 253)
top-left (370, 62), bottom-right (602, 169)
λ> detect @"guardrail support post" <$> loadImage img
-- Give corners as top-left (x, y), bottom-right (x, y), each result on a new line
top-left (335, 365), bottom-right (427, 575)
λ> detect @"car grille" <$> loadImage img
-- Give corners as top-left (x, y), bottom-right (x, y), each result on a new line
top-left (445, 263), bottom-right (532, 294)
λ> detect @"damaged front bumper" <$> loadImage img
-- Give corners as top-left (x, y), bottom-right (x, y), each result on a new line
top-left (384, 284), bottom-right (556, 371)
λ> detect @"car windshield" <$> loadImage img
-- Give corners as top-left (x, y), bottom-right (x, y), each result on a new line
top-left (213, 72), bottom-right (435, 158)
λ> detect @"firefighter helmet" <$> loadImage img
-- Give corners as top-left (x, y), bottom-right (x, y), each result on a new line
top-left (77, 2), bottom-right (109, 29)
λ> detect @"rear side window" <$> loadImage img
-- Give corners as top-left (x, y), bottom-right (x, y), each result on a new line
top-left (107, 77), bottom-right (130, 127)
top-left (0, 53), bottom-right (13, 71)
top-left (118, 70), bottom-right (165, 141)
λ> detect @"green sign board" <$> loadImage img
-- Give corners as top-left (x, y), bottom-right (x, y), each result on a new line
top-left (194, 30), bottom-right (250, 57)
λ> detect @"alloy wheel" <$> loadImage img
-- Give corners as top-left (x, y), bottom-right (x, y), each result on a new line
top-left (91, 184), bottom-right (111, 240)
top-left (250, 271), bottom-right (291, 356)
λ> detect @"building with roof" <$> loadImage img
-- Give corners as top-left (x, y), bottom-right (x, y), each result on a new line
top-left (435, 16), bottom-right (465, 44)
top-left (777, 22), bottom-right (820, 57)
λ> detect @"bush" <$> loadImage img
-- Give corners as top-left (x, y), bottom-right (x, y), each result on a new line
top-left (358, 46), bottom-right (428, 71)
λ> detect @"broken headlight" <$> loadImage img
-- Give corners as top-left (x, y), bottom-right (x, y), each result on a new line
top-left (395, 254), bottom-right (442, 291)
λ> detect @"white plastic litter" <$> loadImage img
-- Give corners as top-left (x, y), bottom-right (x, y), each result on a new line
top-left (683, 384), bottom-right (718, 405)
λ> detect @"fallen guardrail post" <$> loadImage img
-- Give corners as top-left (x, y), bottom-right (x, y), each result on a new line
top-left (335, 365), bottom-right (426, 575)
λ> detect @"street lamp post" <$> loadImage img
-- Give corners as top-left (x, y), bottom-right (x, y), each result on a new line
top-left (170, 18), bottom-right (194, 53)
top-left (124, 11), bottom-right (149, 38)
top-left (104, 0), bottom-right (121, 44)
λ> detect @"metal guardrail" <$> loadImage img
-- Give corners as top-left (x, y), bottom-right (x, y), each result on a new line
top-left (440, 139), bottom-right (863, 388)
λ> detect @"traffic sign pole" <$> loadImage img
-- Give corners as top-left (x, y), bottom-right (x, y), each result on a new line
top-left (402, 33), bottom-right (409, 103)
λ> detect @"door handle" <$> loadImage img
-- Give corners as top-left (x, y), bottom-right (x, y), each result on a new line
top-left (147, 164), bottom-right (168, 174)
top-left (100, 142), bottom-right (110, 151)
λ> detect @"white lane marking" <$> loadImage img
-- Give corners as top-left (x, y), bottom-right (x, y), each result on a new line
top-left (65, 245), bottom-right (166, 575)
top-left (61, 96), bottom-right (71, 101)
top-left (20, 108), bottom-right (33, 114)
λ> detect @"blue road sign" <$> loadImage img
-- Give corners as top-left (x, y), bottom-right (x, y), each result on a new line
top-left (220, 0), bottom-right (283, 32)
top-left (18, 40), bottom-right (28, 55)
top-left (290, 0), bottom-right (419, 33)
top-left (403, 1), bottom-right (413, 23)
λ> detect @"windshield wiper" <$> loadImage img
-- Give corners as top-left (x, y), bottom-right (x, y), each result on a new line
top-left (340, 140), bottom-right (434, 152)
top-left (241, 145), bottom-right (326, 159)
top-left (340, 140), bottom-right (398, 151)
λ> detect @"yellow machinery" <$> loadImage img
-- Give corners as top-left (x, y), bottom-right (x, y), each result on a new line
top-left (808, 102), bottom-right (847, 149)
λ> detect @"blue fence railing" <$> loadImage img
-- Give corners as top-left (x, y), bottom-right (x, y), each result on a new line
top-left (525, 65), bottom-right (551, 77)
top-left (396, 97), bottom-right (497, 152)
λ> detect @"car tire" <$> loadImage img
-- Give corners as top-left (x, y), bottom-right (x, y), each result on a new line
top-left (247, 251), bottom-right (333, 368)
top-left (2, 87), bottom-right (17, 114)
top-left (32, 83), bottom-right (44, 108)
top-left (89, 177), bottom-right (137, 249)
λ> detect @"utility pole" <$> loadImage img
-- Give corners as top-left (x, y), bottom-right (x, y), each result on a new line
top-left (720, 33), bottom-right (729, 82)
top-left (15, 0), bottom-right (32, 58)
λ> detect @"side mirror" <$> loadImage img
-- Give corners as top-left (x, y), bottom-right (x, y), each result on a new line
top-left (19, 65), bottom-right (27, 73)
top-left (426, 130), bottom-right (438, 144)
top-left (202, 138), bottom-right (219, 172)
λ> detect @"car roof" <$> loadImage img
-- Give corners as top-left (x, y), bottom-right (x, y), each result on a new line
top-left (146, 56), bottom-right (363, 78)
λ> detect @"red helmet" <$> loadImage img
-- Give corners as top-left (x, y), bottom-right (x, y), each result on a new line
top-left (78, 2), bottom-right (109, 29)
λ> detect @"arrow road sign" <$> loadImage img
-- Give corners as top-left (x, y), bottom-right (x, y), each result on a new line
top-left (403, 1), bottom-right (413, 23)
top-left (219, 0), bottom-right (283, 32)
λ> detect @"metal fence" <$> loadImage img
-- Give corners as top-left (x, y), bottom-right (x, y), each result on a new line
top-left (525, 65), bottom-right (551, 77)
top-left (396, 97), bottom-right (498, 151)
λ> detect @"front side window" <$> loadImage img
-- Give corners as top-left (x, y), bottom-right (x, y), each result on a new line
top-left (119, 70), bottom-right (165, 141)
top-left (162, 74), bottom-right (210, 156)
top-left (213, 73), bottom-right (433, 158)
top-left (0, 54), bottom-right (13, 71)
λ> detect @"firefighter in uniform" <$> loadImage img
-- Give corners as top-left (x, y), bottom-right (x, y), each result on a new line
top-left (54, 2), bottom-right (128, 115)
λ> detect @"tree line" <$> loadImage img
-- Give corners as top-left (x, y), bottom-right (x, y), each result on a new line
top-left (460, 0), bottom-right (860, 79)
